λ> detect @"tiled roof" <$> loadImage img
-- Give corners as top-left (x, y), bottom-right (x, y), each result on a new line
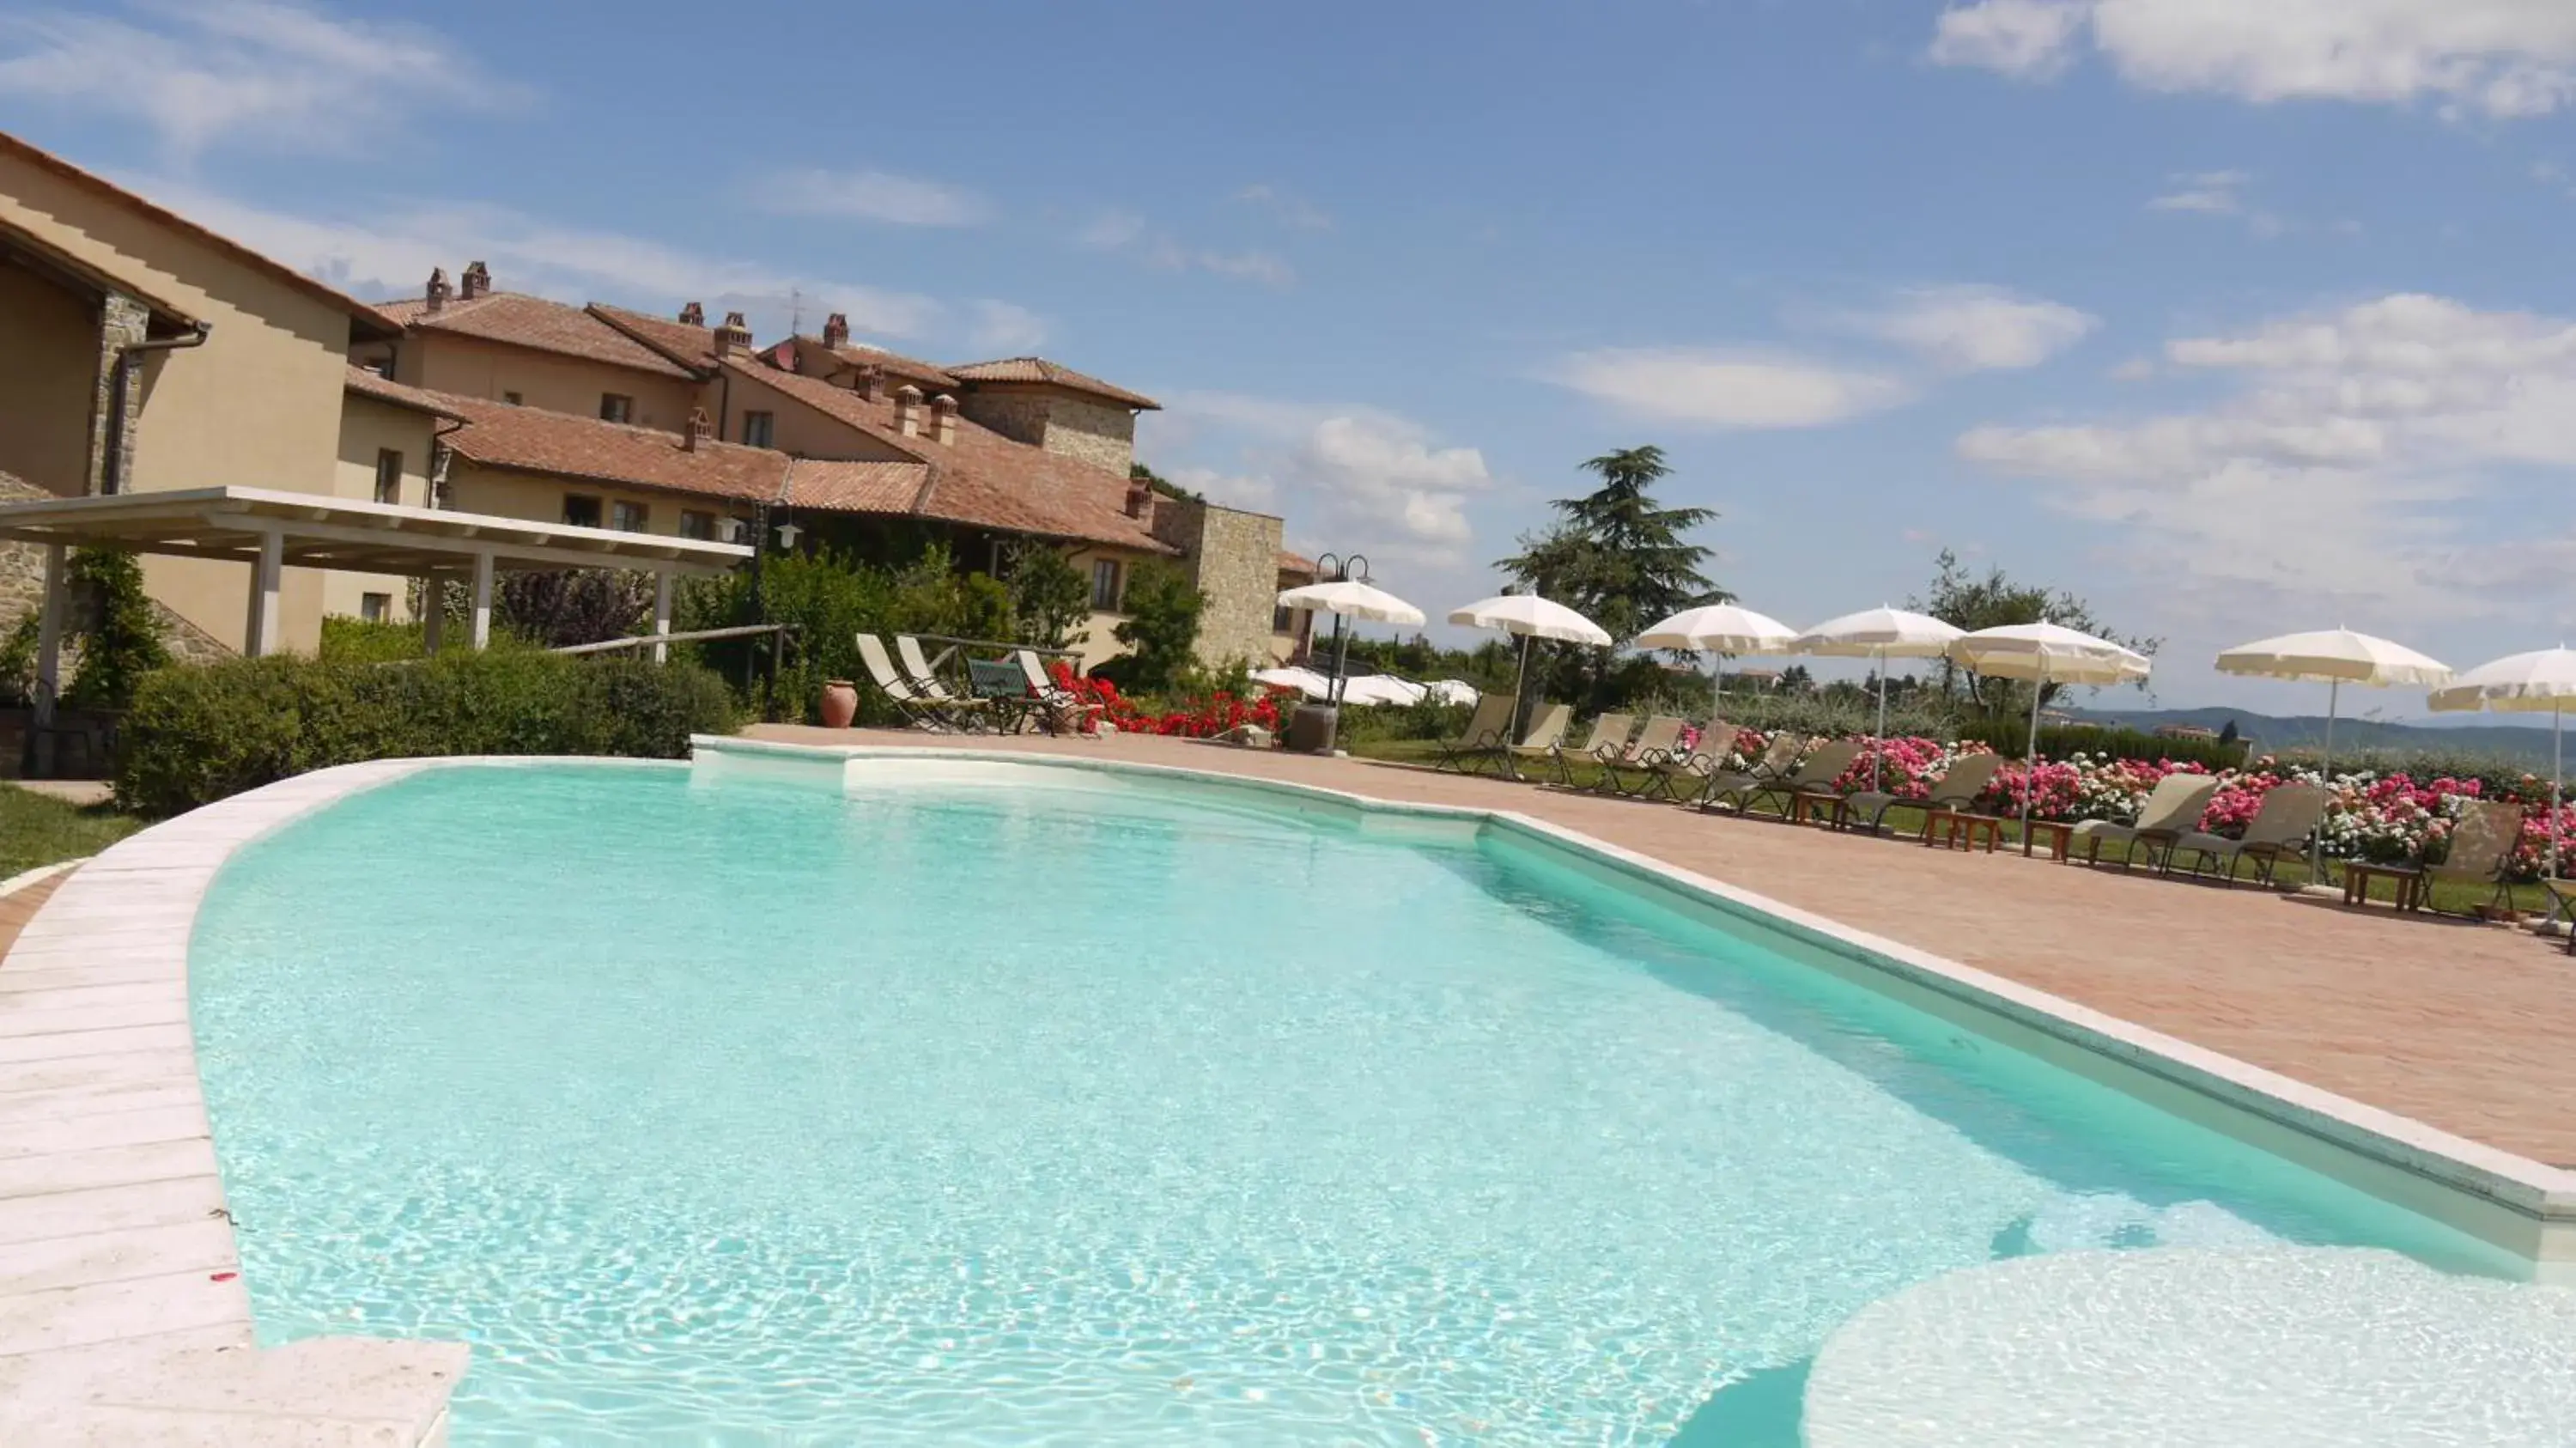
top-left (784, 459), bottom-right (932, 513)
top-left (587, 303), bottom-right (719, 371)
top-left (342, 366), bottom-right (468, 422)
top-left (787, 336), bottom-right (959, 391)
top-left (945, 356), bottom-right (1159, 410)
top-left (434, 391), bottom-right (792, 502)
top-left (725, 359), bottom-right (1176, 554)
top-left (1277, 550), bottom-right (1317, 575)
top-left (0, 131), bottom-right (403, 338)
top-left (375, 292), bottom-right (701, 380)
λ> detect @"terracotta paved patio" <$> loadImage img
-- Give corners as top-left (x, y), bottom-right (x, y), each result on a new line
top-left (749, 725), bottom-right (2576, 1167)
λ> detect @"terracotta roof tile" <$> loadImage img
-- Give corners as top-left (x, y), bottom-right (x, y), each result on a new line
top-left (784, 459), bottom-right (932, 512)
top-left (342, 365), bottom-right (468, 422)
top-left (945, 356), bottom-right (1159, 410)
top-left (587, 303), bottom-right (719, 371)
top-left (788, 336), bottom-right (959, 391)
top-left (0, 131), bottom-right (403, 339)
top-left (1277, 550), bottom-right (1317, 575)
top-left (376, 292), bottom-right (701, 380)
top-left (434, 391), bottom-right (791, 502)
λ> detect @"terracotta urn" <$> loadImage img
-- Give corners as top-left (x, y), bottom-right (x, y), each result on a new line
top-left (819, 679), bottom-right (860, 729)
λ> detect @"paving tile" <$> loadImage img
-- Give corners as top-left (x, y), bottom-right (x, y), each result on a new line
top-left (0, 999), bottom-right (190, 1039)
top-left (0, 1080), bottom-right (201, 1123)
top-left (0, 1177), bottom-right (228, 1248)
top-left (0, 1104), bottom-right (207, 1160)
top-left (0, 1025), bottom-right (194, 1066)
top-left (0, 1051), bottom-right (200, 1098)
top-left (0, 1219), bottom-right (236, 1295)
top-left (0, 1269), bottom-right (250, 1357)
top-left (0, 1141), bottom-right (217, 1200)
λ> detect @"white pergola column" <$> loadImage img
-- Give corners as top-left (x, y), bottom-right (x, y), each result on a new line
top-left (420, 574), bottom-right (444, 655)
top-left (652, 569), bottom-right (674, 664)
top-left (30, 544), bottom-right (65, 727)
top-left (242, 528), bottom-right (284, 658)
top-left (469, 551), bottom-right (495, 650)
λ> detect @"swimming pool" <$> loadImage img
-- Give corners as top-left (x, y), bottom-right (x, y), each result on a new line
top-left (185, 756), bottom-right (2532, 1444)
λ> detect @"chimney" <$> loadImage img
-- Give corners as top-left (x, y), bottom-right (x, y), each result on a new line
top-left (423, 266), bottom-right (451, 313)
top-left (678, 301), bottom-right (705, 326)
top-left (459, 260), bottom-right (490, 301)
top-left (930, 392), bottom-right (957, 446)
top-left (853, 365), bottom-right (883, 402)
top-left (713, 310), bottom-right (752, 359)
top-left (1125, 475), bottom-right (1153, 519)
top-left (683, 407), bottom-right (712, 451)
top-left (893, 383), bottom-right (923, 437)
top-left (822, 313), bottom-right (849, 350)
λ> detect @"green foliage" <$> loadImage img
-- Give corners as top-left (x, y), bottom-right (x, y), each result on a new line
top-left (62, 549), bottom-right (169, 710)
top-left (1957, 721), bottom-right (2252, 771)
top-left (1334, 697), bottom-right (1473, 746)
top-left (0, 612), bottom-right (35, 708)
top-left (1111, 561), bottom-right (1206, 692)
top-left (1131, 460), bottom-right (1201, 502)
top-left (681, 543), bottom-right (1013, 724)
top-left (319, 616), bottom-right (427, 663)
top-left (1000, 540), bottom-right (1091, 650)
top-left (0, 783), bottom-right (143, 877)
top-left (499, 569), bottom-right (657, 648)
top-left (1914, 549), bottom-right (2160, 717)
top-left (1498, 444), bottom-right (1722, 710)
top-left (114, 650), bottom-right (736, 817)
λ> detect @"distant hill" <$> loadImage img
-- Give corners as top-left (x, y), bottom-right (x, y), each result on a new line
top-left (2066, 707), bottom-right (2564, 770)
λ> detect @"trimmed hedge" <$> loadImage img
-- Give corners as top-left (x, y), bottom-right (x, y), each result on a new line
top-left (115, 649), bottom-right (736, 817)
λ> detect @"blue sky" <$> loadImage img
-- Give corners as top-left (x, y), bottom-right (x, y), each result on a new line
top-left (7, 0), bottom-right (2576, 717)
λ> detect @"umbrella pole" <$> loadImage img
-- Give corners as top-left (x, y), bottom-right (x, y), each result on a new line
top-left (1712, 653), bottom-right (1723, 722)
top-left (1871, 645), bottom-right (1888, 794)
top-left (2554, 703), bottom-right (2564, 885)
top-left (1512, 633), bottom-right (1531, 740)
top-left (1328, 614), bottom-right (1350, 708)
top-left (2023, 672), bottom-right (2044, 841)
top-left (2312, 679), bottom-right (2337, 886)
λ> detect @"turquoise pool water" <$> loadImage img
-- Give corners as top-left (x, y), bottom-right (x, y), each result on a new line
top-left (188, 762), bottom-right (2506, 1445)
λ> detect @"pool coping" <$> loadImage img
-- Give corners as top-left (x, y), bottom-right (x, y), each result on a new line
top-left (700, 735), bottom-right (2576, 1275)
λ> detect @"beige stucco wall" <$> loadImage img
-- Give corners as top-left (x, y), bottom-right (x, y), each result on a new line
top-left (0, 260), bottom-right (99, 499)
top-left (319, 395), bottom-right (441, 622)
top-left (398, 333), bottom-right (699, 434)
top-left (957, 384), bottom-right (1135, 475)
top-left (446, 462), bottom-right (741, 540)
top-left (0, 147), bottom-right (369, 656)
top-left (720, 368), bottom-right (917, 461)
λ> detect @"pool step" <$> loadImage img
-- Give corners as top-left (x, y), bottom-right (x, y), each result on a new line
top-left (0, 1333), bottom-right (466, 1445)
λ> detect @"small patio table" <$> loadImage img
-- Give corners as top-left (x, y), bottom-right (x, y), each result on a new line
top-left (1924, 808), bottom-right (2003, 854)
top-left (2021, 818), bottom-right (2075, 862)
top-left (2342, 861), bottom-right (2426, 913)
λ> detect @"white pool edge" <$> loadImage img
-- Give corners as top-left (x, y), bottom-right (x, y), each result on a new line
top-left (696, 735), bottom-right (2576, 1275)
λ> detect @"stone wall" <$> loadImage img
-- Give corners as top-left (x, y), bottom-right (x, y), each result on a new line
top-left (88, 294), bottom-right (149, 495)
top-left (956, 389), bottom-right (1049, 448)
top-left (1153, 499), bottom-right (1285, 666)
top-left (955, 387), bottom-right (1136, 475)
top-left (0, 469), bottom-right (229, 672)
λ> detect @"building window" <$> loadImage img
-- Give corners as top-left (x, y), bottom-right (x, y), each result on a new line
top-left (373, 448), bottom-right (403, 505)
top-left (501, 390), bottom-right (524, 405)
top-left (562, 495), bottom-right (603, 528)
top-left (360, 593), bottom-right (392, 623)
top-left (678, 510), bottom-right (717, 541)
top-left (611, 501), bottom-right (650, 532)
top-left (1091, 557), bottom-right (1123, 611)
top-left (1273, 603), bottom-right (1301, 634)
top-left (599, 393), bottom-right (634, 423)
top-left (740, 411), bottom-right (775, 448)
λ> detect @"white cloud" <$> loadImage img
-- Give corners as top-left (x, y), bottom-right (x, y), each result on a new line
top-left (1850, 285), bottom-right (2097, 372)
top-left (2147, 170), bottom-right (2287, 238)
top-left (1928, 0), bottom-right (2087, 77)
top-left (1235, 183), bottom-right (1333, 230)
top-left (1557, 348), bottom-right (1912, 429)
top-left (1075, 210), bottom-right (1148, 249)
top-left (0, 0), bottom-right (521, 158)
top-left (746, 167), bottom-right (990, 227)
top-left (1953, 292), bottom-right (2576, 624)
top-left (131, 178), bottom-right (951, 341)
top-left (965, 300), bottom-right (1048, 354)
top-left (1080, 208), bottom-right (1295, 288)
top-left (1931, 0), bottom-right (2576, 119)
top-left (1161, 392), bottom-right (1493, 568)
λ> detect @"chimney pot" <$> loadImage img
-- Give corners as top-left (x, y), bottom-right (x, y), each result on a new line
top-left (459, 260), bottom-right (490, 301)
top-left (713, 310), bottom-right (752, 359)
top-left (684, 407), bottom-right (713, 451)
top-left (893, 383), bottom-right (923, 437)
top-left (1125, 476), bottom-right (1153, 519)
top-left (678, 301), bottom-right (705, 325)
top-left (822, 313), bottom-right (849, 349)
top-left (853, 365), bottom-right (883, 402)
top-left (931, 392), bottom-right (958, 446)
top-left (424, 266), bottom-right (451, 313)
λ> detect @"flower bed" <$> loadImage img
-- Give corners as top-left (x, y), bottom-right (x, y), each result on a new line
top-left (1051, 662), bottom-right (1283, 739)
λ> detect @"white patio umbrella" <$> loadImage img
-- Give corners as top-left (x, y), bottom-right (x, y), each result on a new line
top-left (1636, 603), bottom-right (1799, 719)
top-left (1794, 605), bottom-right (1967, 793)
top-left (1448, 593), bottom-right (1613, 736)
top-left (2429, 647), bottom-right (2576, 884)
top-left (1278, 579), bottom-right (1425, 707)
top-left (2215, 628), bottom-right (2453, 882)
top-left (1949, 622), bottom-right (2153, 838)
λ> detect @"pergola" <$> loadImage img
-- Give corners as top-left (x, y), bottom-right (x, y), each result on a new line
top-left (0, 486), bottom-right (752, 727)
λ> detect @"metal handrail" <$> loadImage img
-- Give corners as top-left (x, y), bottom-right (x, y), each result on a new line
top-left (550, 624), bottom-right (793, 656)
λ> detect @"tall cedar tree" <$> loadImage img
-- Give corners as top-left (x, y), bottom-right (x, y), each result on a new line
top-left (1497, 446), bottom-right (1724, 707)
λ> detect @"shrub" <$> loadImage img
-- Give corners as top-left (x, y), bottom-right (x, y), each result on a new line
top-left (681, 544), bottom-right (1012, 725)
top-left (319, 616), bottom-right (427, 663)
top-left (62, 548), bottom-right (169, 710)
top-left (114, 650), bottom-right (736, 816)
top-left (1957, 721), bottom-right (2251, 773)
top-left (1111, 562), bottom-right (1205, 693)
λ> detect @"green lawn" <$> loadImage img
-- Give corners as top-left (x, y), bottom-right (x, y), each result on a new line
top-left (1342, 739), bottom-right (2562, 918)
top-left (0, 785), bottom-right (146, 879)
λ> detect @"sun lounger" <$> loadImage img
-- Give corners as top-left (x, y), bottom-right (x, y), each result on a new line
top-left (1432, 693), bottom-right (1520, 774)
top-left (1622, 722), bottom-right (1741, 802)
top-left (2171, 782), bottom-right (2326, 886)
top-left (1695, 733), bottom-right (1808, 812)
top-left (1543, 712), bottom-right (1634, 787)
top-left (1708, 737), bottom-right (1864, 817)
top-left (1013, 649), bottom-right (1100, 734)
top-left (859, 633), bottom-right (974, 730)
top-left (896, 635), bottom-right (981, 714)
top-left (2422, 798), bottom-right (2524, 916)
top-left (2072, 773), bottom-right (2220, 870)
top-left (1590, 715), bottom-right (1688, 794)
top-left (1842, 752), bottom-right (2006, 837)
top-left (1501, 703), bottom-right (1575, 780)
